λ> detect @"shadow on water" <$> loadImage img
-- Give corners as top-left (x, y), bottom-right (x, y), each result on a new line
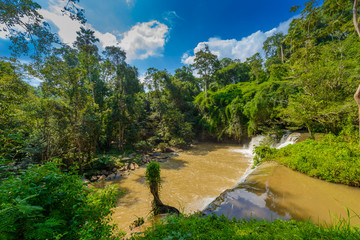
top-left (160, 158), bottom-right (188, 170)
top-left (185, 143), bottom-right (240, 156)
top-left (203, 180), bottom-right (306, 221)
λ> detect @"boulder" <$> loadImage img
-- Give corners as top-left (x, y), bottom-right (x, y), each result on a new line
top-left (81, 178), bottom-right (90, 184)
top-left (129, 162), bottom-right (135, 170)
top-left (90, 176), bottom-right (98, 182)
top-left (122, 157), bottom-right (131, 161)
top-left (106, 173), bottom-right (116, 181)
top-left (98, 175), bottom-right (106, 181)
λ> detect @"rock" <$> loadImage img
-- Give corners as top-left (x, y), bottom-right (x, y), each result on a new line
top-left (124, 163), bottom-right (129, 169)
top-left (106, 173), bottom-right (116, 181)
top-left (129, 153), bottom-right (136, 157)
top-left (101, 170), bottom-right (107, 175)
top-left (129, 162), bottom-right (135, 170)
top-left (98, 175), bottom-right (106, 181)
top-left (115, 172), bottom-right (122, 178)
top-left (90, 176), bottom-right (98, 182)
top-left (122, 157), bottom-right (131, 161)
top-left (81, 178), bottom-right (90, 184)
top-left (134, 163), bottom-right (139, 169)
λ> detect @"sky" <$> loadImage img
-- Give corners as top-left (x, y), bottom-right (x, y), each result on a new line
top-left (0, 0), bottom-right (307, 81)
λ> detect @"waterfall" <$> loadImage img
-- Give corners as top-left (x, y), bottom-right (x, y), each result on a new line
top-left (233, 132), bottom-right (301, 185)
top-left (274, 133), bottom-right (301, 149)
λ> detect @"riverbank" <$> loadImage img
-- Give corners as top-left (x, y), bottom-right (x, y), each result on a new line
top-left (257, 134), bottom-right (360, 187)
top-left (129, 213), bottom-right (360, 239)
top-left (203, 161), bottom-right (360, 226)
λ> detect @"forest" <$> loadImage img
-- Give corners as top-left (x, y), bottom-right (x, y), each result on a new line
top-left (1, 0), bottom-right (360, 239)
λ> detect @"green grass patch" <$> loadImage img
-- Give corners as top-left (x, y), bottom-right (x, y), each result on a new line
top-left (257, 134), bottom-right (360, 187)
top-left (130, 214), bottom-right (360, 239)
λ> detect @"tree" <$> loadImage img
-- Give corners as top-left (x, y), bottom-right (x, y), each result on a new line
top-left (263, 33), bottom-right (285, 63)
top-left (145, 162), bottom-right (179, 215)
top-left (0, 0), bottom-right (85, 60)
top-left (191, 45), bottom-right (219, 98)
top-left (353, 0), bottom-right (360, 145)
top-left (246, 53), bottom-right (266, 84)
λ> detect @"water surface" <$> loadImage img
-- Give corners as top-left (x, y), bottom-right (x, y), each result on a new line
top-left (204, 162), bottom-right (360, 226)
top-left (108, 143), bottom-right (251, 231)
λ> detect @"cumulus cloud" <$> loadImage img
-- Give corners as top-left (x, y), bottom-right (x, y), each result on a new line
top-left (182, 17), bottom-right (296, 65)
top-left (35, 0), bottom-right (169, 61)
top-left (119, 21), bottom-right (169, 60)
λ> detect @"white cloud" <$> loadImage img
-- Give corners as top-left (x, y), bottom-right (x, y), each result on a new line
top-left (119, 21), bottom-right (169, 61)
top-left (181, 17), bottom-right (295, 65)
top-left (37, 0), bottom-right (169, 61)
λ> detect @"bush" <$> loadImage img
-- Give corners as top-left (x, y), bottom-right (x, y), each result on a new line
top-left (130, 214), bottom-right (360, 239)
top-left (0, 161), bottom-right (123, 240)
top-left (261, 134), bottom-right (360, 187)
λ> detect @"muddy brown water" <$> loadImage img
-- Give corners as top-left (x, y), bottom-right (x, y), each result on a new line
top-left (105, 142), bottom-right (360, 232)
top-left (204, 162), bottom-right (360, 227)
top-left (106, 143), bottom-right (252, 231)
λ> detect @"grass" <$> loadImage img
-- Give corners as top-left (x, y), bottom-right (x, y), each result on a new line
top-left (129, 214), bottom-right (360, 239)
top-left (256, 134), bottom-right (360, 187)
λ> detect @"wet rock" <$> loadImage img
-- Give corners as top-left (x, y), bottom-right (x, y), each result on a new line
top-left (81, 178), bottom-right (90, 184)
top-left (98, 175), bottom-right (106, 181)
top-left (115, 172), bottom-right (122, 178)
top-left (106, 173), bottom-right (116, 181)
top-left (129, 162), bottom-right (136, 170)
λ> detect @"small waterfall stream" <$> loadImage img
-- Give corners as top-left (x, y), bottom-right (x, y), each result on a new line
top-left (203, 133), bottom-right (360, 226)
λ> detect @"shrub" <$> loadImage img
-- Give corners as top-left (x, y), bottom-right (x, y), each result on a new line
top-left (0, 161), bottom-right (123, 240)
top-left (260, 134), bottom-right (360, 187)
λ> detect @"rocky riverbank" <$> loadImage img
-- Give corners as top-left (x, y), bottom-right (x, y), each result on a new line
top-left (83, 151), bottom-right (180, 183)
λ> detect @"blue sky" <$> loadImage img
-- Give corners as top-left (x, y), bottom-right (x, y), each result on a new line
top-left (0, 0), bottom-right (307, 80)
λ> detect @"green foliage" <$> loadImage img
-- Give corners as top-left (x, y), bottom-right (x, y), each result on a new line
top-left (261, 134), bottom-right (360, 187)
top-left (145, 162), bottom-right (161, 185)
top-left (0, 162), bottom-right (122, 240)
top-left (131, 214), bottom-right (360, 240)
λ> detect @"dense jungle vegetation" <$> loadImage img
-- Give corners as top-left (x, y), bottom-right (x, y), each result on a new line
top-left (1, 0), bottom-right (360, 239)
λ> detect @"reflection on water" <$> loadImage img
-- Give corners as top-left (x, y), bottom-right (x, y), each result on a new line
top-left (107, 143), bottom-right (251, 231)
top-left (204, 162), bottom-right (360, 226)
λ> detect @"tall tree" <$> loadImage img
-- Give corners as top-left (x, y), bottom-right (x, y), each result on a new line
top-left (191, 45), bottom-right (219, 98)
top-left (0, 0), bottom-right (85, 59)
top-left (353, 0), bottom-right (360, 145)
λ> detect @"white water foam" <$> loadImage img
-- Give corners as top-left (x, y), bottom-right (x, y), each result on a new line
top-left (232, 133), bottom-right (301, 185)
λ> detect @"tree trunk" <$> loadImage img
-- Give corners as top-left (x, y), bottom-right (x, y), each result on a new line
top-left (149, 181), bottom-right (179, 215)
top-left (280, 44), bottom-right (284, 63)
top-left (353, 0), bottom-right (360, 146)
top-left (354, 84), bottom-right (360, 146)
top-left (204, 78), bottom-right (208, 98)
top-left (354, 0), bottom-right (360, 38)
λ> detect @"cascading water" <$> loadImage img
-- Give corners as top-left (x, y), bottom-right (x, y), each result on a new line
top-left (230, 135), bottom-right (267, 184)
top-left (231, 132), bottom-right (301, 184)
top-left (274, 132), bottom-right (301, 149)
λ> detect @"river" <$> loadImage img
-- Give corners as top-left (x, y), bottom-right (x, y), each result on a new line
top-left (105, 139), bottom-right (360, 232)
top-left (106, 143), bottom-right (252, 231)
